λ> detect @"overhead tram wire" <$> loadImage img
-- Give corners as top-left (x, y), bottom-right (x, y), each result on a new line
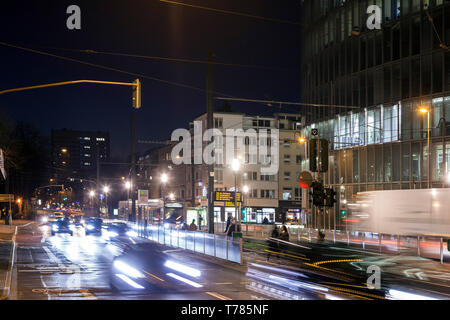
top-left (0, 41), bottom-right (234, 98)
top-left (159, 0), bottom-right (300, 26)
top-left (41, 47), bottom-right (290, 72)
top-left (215, 96), bottom-right (360, 110)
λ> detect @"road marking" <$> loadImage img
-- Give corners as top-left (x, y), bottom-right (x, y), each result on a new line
top-left (206, 291), bottom-right (232, 300)
top-left (43, 246), bottom-right (63, 266)
top-left (143, 270), bottom-right (165, 282)
top-left (215, 282), bottom-right (233, 285)
top-left (312, 259), bottom-right (362, 266)
top-left (263, 249), bottom-right (309, 261)
top-left (79, 289), bottom-right (97, 300)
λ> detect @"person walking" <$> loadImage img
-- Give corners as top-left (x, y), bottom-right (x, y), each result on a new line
top-left (279, 225), bottom-right (290, 242)
top-left (226, 218), bottom-right (236, 237)
top-left (225, 212), bottom-right (233, 233)
top-left (267, 225), bottom-right (280, 262)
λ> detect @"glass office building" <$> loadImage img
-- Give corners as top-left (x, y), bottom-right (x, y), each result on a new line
top-left (300, 0), bottom-right (450, 225)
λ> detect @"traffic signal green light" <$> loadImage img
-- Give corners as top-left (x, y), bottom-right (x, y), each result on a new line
top-left (132, 79), bottom-right (141, 109)
top-left (63, 197), bottom-right (68, 201)
top-left (340, 210), bottom-right (347, 215)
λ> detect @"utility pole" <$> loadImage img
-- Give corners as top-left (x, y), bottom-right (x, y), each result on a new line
top-left (96, 143), bottom-right (100, 216)
top-left (130, 107), bottom-right (137, 222)
top-left (206, 51), bottom-right (215, 234)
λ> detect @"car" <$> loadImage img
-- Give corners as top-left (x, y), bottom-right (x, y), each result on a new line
top-left (109, 242), bottom-right (204, 293)
top-left (47, 212), bottom-right (65, 223)
top-left (85, 217), bottom-right (103, 235)
top-left (51, 218), bottom-right (75, 236)
top-left (106, 222), bottom-right (130, 237)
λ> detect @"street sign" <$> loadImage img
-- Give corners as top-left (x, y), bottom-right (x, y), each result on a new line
top-left (311, 128), bottom-right (319, 136)
top-left (0, 149), bottom-right (5, 179)
top-left (0, 194), bottom-right (14, 203)
top-left (298, 171), bottom-right (313, 189)
top-left (138, 189), bottom-right (149, 203)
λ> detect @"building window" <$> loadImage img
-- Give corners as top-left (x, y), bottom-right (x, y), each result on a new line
top-left (282, 188), bottom-right (292, 200)
top-left (283, 172), bottom-right (291, 180)
top-left (283, 154), bottom-right (291, 163)
top-left (214, 118), bottom-right (223, 128)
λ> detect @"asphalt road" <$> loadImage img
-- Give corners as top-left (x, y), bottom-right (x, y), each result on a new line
top-left (8, 223), bottom-right (306, 300)
top-left (6, 222), bottom-right (450, 300)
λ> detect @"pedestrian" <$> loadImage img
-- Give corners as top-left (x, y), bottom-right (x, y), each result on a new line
top-left (226, 218), bottom-right (236, 237)
top-left (262, 217), bottom-right (269, 225)
top-left (189, 219), bottom-right (197, 231)
top-left (225, 212), bottom-right (233, 232)
top-left (279, 225), bottom-right (290, 242)
top-left (267, 225), bottom-right (280, 262)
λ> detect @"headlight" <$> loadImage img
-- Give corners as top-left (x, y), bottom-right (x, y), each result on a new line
top-left (108, 231), bottom-right (119, 238)
top-left (42, 217), bottom-right (48, 223)
top-left (126, 231), bottom-right (138, 237)
top-left (164, 223), bottom-right (170, 229)
top-left (69, 224), bottom-right (75, 231)
top-left (52, 225), bottom-right (59, 231)
top-left (113, 260), bottom-right (144, 278)
top-left (86, 225), bottom-right (95, 230)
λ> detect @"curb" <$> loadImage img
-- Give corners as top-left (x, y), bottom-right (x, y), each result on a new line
top-left (0, 226), bottom-right (17, 300)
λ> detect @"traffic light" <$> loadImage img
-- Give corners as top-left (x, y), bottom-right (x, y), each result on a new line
top-left (132, 79), bottom-right (141, 109)
top-left (309, 139), bottom-right (329, 173)
top-left (241, 208), bottom-right (246, 222)
top-left (340, 210), bottom-right (347, 216)
top-left (310, 181), bottom-right (324, 207)
top-left (324, 188), bottom-right (337, 207)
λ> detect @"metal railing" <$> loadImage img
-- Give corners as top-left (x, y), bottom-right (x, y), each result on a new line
top-left (214, 222), bottom-right (448, 264)
top-left (134, 224), bottom-right (242, 264)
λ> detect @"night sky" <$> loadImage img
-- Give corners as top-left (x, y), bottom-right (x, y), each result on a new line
top-left (0, 0), bottom-right (301, 160)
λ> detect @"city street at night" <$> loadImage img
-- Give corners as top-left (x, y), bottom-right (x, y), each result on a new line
top-left (2, 0), bottom-right (450, 313)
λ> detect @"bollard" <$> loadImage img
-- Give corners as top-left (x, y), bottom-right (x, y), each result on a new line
top-left (417, 235), bottom-right (421, 257)
top-left (214, 233), bottom-right (216, 257)
top-left (185, 229), bottom-right (187, 250)
top-left (177, 228), bottom-right (180, 248)
top-left (333, 230), bottom-right (336, 244)
top-left (440, 237), bottom-right (444, 265)
top-left (193, 232), bottom-right (196, 252)
top-left (347, 231), bottom-right (350, 246)
top-left (203, 232), bottom-right (206, 255)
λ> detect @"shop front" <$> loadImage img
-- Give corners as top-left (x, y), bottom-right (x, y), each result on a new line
top-left (186, 208), bottom-right (207, 230)
top-left (278, 200), bottom-right (304, 224)
top-left (243, 207), bottom-right (276, 224)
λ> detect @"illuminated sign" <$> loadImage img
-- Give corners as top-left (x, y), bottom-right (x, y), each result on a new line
top-left (214, 192), bottom-right (242, 207)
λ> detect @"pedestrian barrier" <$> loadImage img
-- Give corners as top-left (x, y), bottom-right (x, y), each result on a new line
top-left (135, 224), bottom-right (242, 264)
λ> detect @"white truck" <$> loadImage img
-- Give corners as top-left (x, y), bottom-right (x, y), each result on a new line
top-left (350, 189), bottom-right (450, 236)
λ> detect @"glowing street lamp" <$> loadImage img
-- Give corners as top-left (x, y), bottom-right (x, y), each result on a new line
top-left (89, 190), bottom-right (95, 197)
top-left (231, 158), bottom-right (242, 234)
top-left (125, 181), bottom-right (131, 189)
top-left (161, 173), bottom-right (168, 184)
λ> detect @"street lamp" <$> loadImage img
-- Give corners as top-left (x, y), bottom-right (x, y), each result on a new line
top-left (231, 158), bottom-right (241, 234)
top-left (160, 174), bottom-right (168, 224)
top-left (420, 108), bottom-right (431, 189)
top-left (103, 186), bottom-right (110, 216)
top-left (243, 185), bottom-right (249, 230)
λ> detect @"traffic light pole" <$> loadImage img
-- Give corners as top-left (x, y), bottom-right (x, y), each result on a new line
top-left (316, 133), bottom-right (324, 240)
